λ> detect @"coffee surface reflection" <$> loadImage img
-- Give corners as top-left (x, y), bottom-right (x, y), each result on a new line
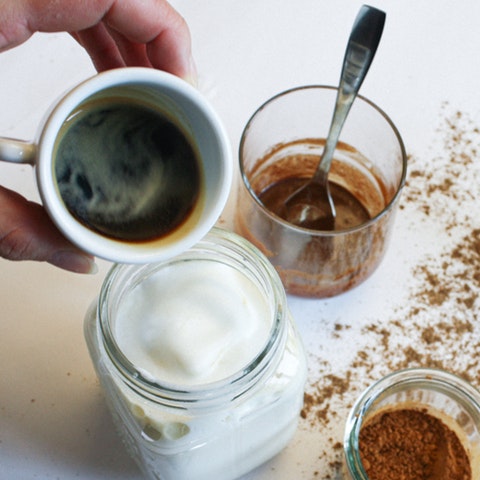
top-left (54, 98), bottom-right (201, 242)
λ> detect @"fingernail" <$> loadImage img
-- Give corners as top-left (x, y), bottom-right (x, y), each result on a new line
top-left (48, 251), bottom-right (98, 274)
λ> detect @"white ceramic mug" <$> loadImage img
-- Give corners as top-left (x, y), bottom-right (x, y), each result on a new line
top-left (0, 67), bottom-right (232, 263)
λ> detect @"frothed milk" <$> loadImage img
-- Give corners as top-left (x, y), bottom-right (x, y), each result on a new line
top-left (114, 261), bottom-right (272, 385)
top-left (84, 229), bottom-right (308, 480)
top-left (54, 97), bottom-right (201, 241)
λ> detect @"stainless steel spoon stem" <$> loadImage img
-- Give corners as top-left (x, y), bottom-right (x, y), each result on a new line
top-left (284, 5), bottom-right (385, 230)
top-left (314, 5), bottom-right (386, 188)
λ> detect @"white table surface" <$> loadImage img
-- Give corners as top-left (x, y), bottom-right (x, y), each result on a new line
top-left (2, 1), bottom-right (480, 478)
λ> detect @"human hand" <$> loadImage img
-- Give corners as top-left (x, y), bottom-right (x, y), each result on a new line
top-left (1, 0), bottom-right (196, 81)
top-left (0, 186), bottom-right (98, 273)
top-left (0, 0), bottom-right (196, 273)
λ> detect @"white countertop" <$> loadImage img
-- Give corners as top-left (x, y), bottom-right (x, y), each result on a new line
top-left (2, 1), bottom-right (480, 478)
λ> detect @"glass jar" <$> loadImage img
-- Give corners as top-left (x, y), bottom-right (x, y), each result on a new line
top-left (84, 227), bottom-right (307, 480)
top-left (344, 368), bottom-right (480, 479)
top-left (236, 85), bottom-right (406, 298)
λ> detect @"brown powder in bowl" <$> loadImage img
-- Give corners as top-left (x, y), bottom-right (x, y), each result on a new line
top-left (359, 408), bottom-right (471, 480)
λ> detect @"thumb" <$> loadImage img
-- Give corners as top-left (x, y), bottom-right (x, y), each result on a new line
top-left (0, 186), bottom-right (97, 274)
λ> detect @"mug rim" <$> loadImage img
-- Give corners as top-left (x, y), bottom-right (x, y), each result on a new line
top-left (35, 67), bottom-right (232, 263)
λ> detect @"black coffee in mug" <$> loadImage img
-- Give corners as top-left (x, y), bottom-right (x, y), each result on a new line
top-left (54, 97), bottom-right (201, 242)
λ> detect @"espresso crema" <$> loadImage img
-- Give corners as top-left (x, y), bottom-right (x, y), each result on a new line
top-left (54, 98), bottom-right (201, 242)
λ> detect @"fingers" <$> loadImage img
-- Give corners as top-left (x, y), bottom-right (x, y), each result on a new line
top-left (0, 186), bottom-right (97, 274)
top-left (2, 0), bottom-right (196, 80)
top-left (104, 0), bottom-right (196, 80)
top-left (146, 21), bottom-right (197, 82)
top-left (0, 0), bottom-right (35, 51)
top-left (72, 24), bottom-right (128, 71)
top-left (73, 23), bottom-right (154, 72)
top-left (103, 25), bottom-right (153, 68)
top-left (22, 0), bottom-right (196, 81)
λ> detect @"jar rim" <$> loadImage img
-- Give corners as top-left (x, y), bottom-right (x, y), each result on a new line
top-left (343, 367), bottom-right (480, 478)
top-left (238, 84), bottom-right (408, 236)
top-left (97, 227), bottom-right (288, 407)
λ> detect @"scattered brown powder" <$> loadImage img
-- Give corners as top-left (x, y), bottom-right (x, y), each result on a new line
top-left (299, 104), bottom-right (480, 478)
top-left (301, 372), bottom-right (351, 426)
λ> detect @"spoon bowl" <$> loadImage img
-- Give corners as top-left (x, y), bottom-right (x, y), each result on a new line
top-left (284, 5), bottom-right (385, 230)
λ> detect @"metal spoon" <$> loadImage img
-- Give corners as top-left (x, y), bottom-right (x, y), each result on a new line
top-left (284, 5), bottom-right (385, 230)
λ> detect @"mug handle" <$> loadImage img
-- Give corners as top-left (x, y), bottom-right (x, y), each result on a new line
top-left (0, 137), bottom-right (36, 165)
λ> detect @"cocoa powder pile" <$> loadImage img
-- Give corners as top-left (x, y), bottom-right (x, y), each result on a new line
top-left (298, 105), bottom-right (480, 478)
top-left (359, 408), bottom-right (471, 480)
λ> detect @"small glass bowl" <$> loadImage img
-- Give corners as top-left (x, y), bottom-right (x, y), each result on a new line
top-left (344, 368), bottom-right (480, 479)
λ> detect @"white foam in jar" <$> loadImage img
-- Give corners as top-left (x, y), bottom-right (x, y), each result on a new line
top-left (115, 260), bottom-right (273, 386)
top-left (84, 228), bottom-right (307, 480)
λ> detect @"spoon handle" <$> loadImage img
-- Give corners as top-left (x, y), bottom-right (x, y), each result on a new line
top-left (313, 5), bottom-right (385, 184)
